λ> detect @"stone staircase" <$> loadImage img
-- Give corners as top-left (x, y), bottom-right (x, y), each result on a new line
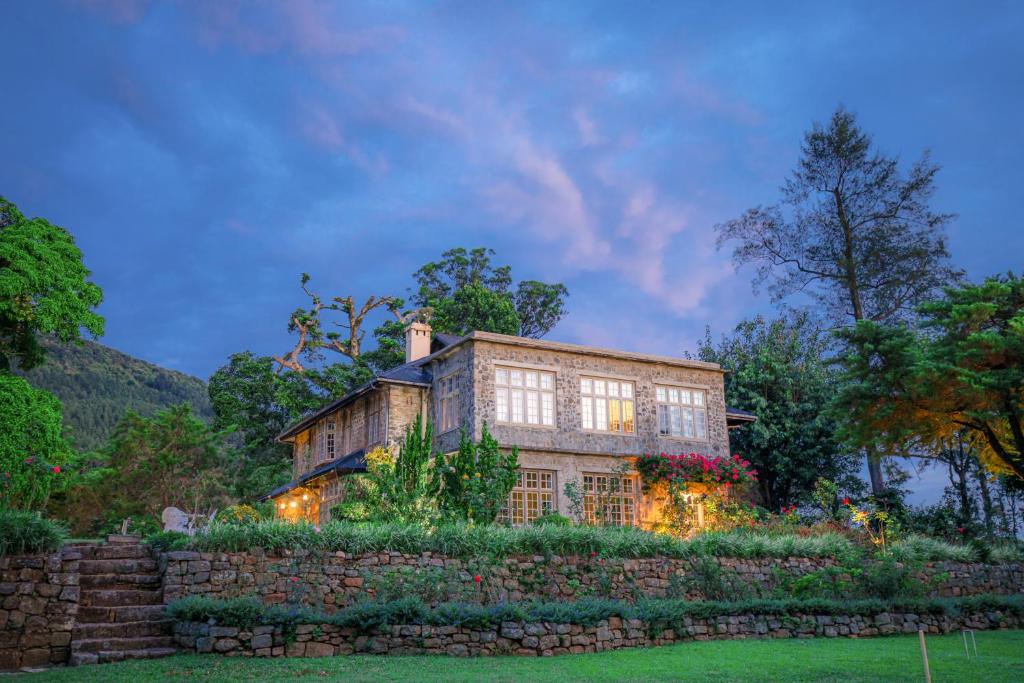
top-left (68, 535), bottom-right (177, 666)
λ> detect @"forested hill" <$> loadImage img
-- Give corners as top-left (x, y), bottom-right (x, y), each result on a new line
top-left (15, 337), bottom-right (213, 451)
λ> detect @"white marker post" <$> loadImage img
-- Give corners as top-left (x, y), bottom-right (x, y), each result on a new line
top-left (919, 630), bottom-right (932, 683)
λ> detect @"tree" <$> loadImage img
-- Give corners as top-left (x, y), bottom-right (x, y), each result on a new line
top-left (208, 352), bottom-right (320, 499)
top-left (412, 247), bottom-right (568, 339)
top-left (361, 414), bottom-right (438, 524)
top-left (715, 107), bottom-right (962, 493)
top-left (695, 312), bottom-right (859, 509)
top-left (834, 274), bottom-right (1024, 480)
top-left (55, 404), bottom-right (233, 533)
top-left (0, 373), bottom-right (73, 510)
top-left (432, 423), bottom-right (519, 524)
top-left (0, 196), bottom-right (104, 370)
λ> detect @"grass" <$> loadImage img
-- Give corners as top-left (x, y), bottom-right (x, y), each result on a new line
top-left (14, 631), bottom-right (1024, 682)
top-left (0, 510), bottom-right (67, 556)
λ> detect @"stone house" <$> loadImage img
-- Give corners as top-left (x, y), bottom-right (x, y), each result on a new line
top-left (262, 323), bottom-right (754, 527)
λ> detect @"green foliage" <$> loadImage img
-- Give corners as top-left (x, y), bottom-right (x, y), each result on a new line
top-left (0, 509), bottom-right (67, 556)
top-left (53, 404), bottom-right (234, 534)
top-left (835, 274), bottom-right (1024, 480)
top-left (144, 530), bottom-right (191, 553)
top-left (0, 372), bottom-right (73, 510)
top-left (0, 197), bottom-right (104, 371)
top-left (216, 504), bottom-right (264, 525)
top-left (15, 336), bottom-right (213, 452)
top-left (361, 415), bottom-right (438, 524)
top-left (413, 247), bottom-right (568, 338)
top-left (532, 513), bottom-right (572, 527)
top-left (695, 313), bottom-right (859, 508)
top-left (433, 424), bottom-right (518, 524)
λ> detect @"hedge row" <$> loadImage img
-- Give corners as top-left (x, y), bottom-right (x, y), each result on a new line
top-left (166, 594), bottom-right (1024, 634)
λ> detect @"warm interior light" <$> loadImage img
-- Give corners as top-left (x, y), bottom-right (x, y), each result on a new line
top-left (302, 494), bottom-right (309, 501)
top-left (278, 502), bottom-right (285, 509)
top-left (289, 501), bottom-right (297, 508)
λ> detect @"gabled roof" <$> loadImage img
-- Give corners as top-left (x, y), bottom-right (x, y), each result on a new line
top-left (257, 449), bottom-right (367, 502)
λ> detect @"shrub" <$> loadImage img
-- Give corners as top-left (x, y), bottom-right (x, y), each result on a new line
top-left (888, 534), bottom-right (976, 563)
top-left (532, 513), bottom-right (572, 527)
top-left (215, 504), bottom-right (263, 525)
top-left (0, 510), bottom-right (67, 556)
top-left (145, 530), bottom-right (191, 553)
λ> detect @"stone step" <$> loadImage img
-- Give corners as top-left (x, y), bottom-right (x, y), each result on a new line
top-left (74, 620), bottom-right (172, 640)
top-left (107, 534), bottom-right (143, 544)
top-left (80, 573), bottom-right (161, 589)
top-left (96, 647), bottom-right (179, 663)
top-left (92, 545), bottom-right (152, 560)
top-left (71, 635), bottom-right (176, 653)
top-left (80, 589), bottom-right (164, 607)
top-left (79, 558), bottom-right (159, 575)
top-left (77, 604), bottom-right (167, 624)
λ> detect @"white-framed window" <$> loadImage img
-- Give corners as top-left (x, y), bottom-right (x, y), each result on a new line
top-left (580, 377), bottom-right (635, 433)
top-left (366, 393), bottom-right (384, 445)
top-left (495, 367), bottom-right (555, 427)
top-left (656, 386), bottom-right (707, 439)
top-left (437, 373), bottom-right (460, 432)
top-left (321, 479), bottom-right (342, 504)
top-left (582, 473), bottom-right (637, 527)
top-left (324, 416), bottom-right (335, 460)
top-left (499, 469), bottom-right (556, 525)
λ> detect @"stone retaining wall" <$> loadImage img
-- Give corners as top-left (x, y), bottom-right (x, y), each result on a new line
top-left (160, 550), bottom-right (1024, 610)
top-left (0, 548), bottom-right (80, 670)
top-left (172, 609), bottom-right (1023, 658)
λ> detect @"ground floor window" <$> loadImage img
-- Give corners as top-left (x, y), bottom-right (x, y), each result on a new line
top-left (499, 468), bottom-right (556, 525)
top-left (582, 473), bottom-right (637, 527)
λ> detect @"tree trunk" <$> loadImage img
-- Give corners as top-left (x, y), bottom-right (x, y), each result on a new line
top-left (975, 460), bottom-right (995, 535)
top-left (866, 448), bottom-right (885, 496)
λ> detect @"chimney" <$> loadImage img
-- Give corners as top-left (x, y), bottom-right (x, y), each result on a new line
top-left (405, 321), bottom-right (432, 363)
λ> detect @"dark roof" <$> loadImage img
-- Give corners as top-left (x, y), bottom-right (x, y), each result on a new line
top-left (257, 449), bottom-right (367, 502)
top-left (725, 405), bottom-right (757, 425)
top-left (432, 333), bottom-right (462, 351)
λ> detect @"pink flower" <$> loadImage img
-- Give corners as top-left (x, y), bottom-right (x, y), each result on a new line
top-left (290, 576), bottom-right (298, 582)
top-left (24, 457), bottom-right (33, 464)
top-left (589, 551), bottom-right (596, 558)
top-left (52, 466), bottom-right (60, 474)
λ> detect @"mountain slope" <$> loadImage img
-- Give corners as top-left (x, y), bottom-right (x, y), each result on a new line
top-left (15, 337), bottom-right (213, 451)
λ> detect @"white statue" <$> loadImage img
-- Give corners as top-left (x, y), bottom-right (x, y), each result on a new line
top-left (161, 507), bottom-right (190, 534)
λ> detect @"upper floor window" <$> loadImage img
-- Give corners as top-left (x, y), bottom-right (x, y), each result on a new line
top-left (656, 386), bottom-right (707, 439)
top-left (495, 367), bottom-right (555, 426)
top-left (314, 417), bottom-right (336, 464)
top-left (437, 373), bottom-right (461, 432)
top-left (580, 378), bottom-right (634, 433)
top-left (366, 394), bottom-right (384, 445)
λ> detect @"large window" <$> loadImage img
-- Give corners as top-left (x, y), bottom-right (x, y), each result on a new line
top-left (437, 373), bottom-right (461, 432)
top-left (580, 378), bottom-right (634, 433)
top-left (499, 469), bottom-right (556, 525)
top-left (656, 386), bottom-right (707, 439)
top-left (366, 394), bottom-right (385, 445)
top-left (582, 474), bottom-right (637, 527)
top-left (313, 417), bottom-right (336, 464)
top-left (495, 367), bottom-right (555, 426)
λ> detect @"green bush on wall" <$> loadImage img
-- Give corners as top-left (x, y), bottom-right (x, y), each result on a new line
top-left (0, 509), bottom-right (67, 556)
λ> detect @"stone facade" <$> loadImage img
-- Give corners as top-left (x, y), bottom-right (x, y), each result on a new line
top-left (173, 609), bottom-right (1023, 658)
top-left (0, 549), bottom-right (79, 670)
top-left (160, 549), bottom-right (1024, 609)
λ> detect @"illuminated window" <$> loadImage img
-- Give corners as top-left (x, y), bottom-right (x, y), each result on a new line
top-left (324, 417), bottom-right (335, 460)
top-left (580, 378), bottom-right (634, 433)
top-left (656, 386), bottom-right (707, 439)
top-left (582, 474), bottom-right (637, 527)
top-left (499, 469), bottom-right (556, 525)
top-left (437, 373), bottom-right (461, 432)
top-left (495, 367), bottom-right (555, 426)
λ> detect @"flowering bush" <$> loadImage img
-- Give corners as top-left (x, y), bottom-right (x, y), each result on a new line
top-left (636, 452), bottom-right (758, 488)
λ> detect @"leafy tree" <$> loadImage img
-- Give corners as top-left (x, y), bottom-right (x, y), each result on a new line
top-left (208, 352), bottom-right (321, 499)
top-left (413, 247), bottom-right (568, 339)
top-left (834, 274), bottom-right (1024, 480)
top-left (716, 107), bottom-right (962, 493)
top-left (361, 414), bottom-right (437, 523)
top-left (695, 312), bottom-right (859, 509)
top-left (54, 404), bottom-right (233, 533)
top-left (432, 423), bottom-right (519, 524)
top-left (0, 373), bottom-right (73, 511)
top-left (0, 197), bottom-right (104, 371)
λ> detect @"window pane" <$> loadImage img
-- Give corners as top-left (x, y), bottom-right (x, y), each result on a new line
top-left (682, 407), bottom-right (694, 437)
top-left (621, 383), bottom-right (633, 399)
top-left (540, 373), bottom-right (553, 390)
top-left (658, 405), bottom-right (669, 435)
top-left (510, 370), bottom-right (523, 386)
top-left (526, 391), bottom-right (539, 424)
top-left (541, 393), bottom-right (554, 426)
top-left (656, 387), bottom-right (666, 402)
top-left (693, 391), bottom-right (704, 406)
top-left (496, 368), bottom-right (508, 385)
top-left (594, 380), bottom-right (606, 395)
top-left (581, 378), bottom-right (592, 394)
top-left (581, 396), bottom-right (593, 429)
top-left (670, 406), bottom-right (682, 435)
top-left (681, 389), bottom-right (692, 405)
top-left (608, 382), bottom-right (619, 397)
top-left (496, 388), bottom-right (509, 422)
top-left (695, 408), bottom-right (707, 439)
top-left (623, 400), bottom-right (634, 434)
top-left (511, 389), bottom-right (524, 423)
top-left (608, 399), bottom-right (621, 432)
top-left (668, 388), bottom-right (679, 403)
top-left (595, 398), bottom-right (608, 430)
top-left (526, 371), bottom-right (539, 388)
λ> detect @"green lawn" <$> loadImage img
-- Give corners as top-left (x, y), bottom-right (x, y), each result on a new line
top-left (16, 631), bottom-right (1024, 682)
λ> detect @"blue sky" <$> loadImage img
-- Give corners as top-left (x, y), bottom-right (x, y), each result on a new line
top-left (2, 1), bottom-right (1023, 498)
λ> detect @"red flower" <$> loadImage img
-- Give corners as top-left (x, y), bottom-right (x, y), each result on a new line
top-left (52, 466), bottom-right (60, 474)
top-left (289, 577), bottom-right (298, 582)
top-left (24, 457), bottom-right (33, 464)
top-left (841, 498), bottom-right (850, 506)
top-left (589, 551), bottom-right (596, 558)
top-left (957, 527), bottom-right (964, 534)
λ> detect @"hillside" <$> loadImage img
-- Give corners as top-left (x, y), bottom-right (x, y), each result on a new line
top-left (15, 337), bottom-right (213, 451)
